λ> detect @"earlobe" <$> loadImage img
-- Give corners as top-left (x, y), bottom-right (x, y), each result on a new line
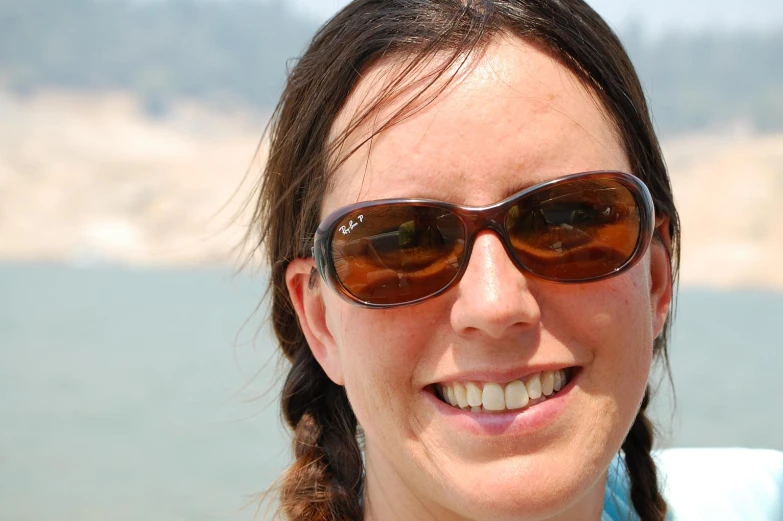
top-left (285, 259), bottom-right (345, 385)
top-left (649, 216), bottom-right (674, 339)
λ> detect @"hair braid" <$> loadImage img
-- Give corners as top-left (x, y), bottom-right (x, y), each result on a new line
top-left (279, 346), bottom-right (363, 521)
top-left (621, 388), bottom-right (668, 521)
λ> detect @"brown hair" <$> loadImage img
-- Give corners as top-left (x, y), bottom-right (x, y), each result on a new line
top-left (246, 1), bottom-right (680, 520)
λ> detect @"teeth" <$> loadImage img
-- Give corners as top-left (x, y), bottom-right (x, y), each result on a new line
top-left (436, 369), bottom-right (573, 413)
top-left (504, 380), bottom-right (529, 409)
top-left (465, 382), bottom-right (483, 407)
top-left (541, 371), bottom-right (555, 396)
top-left (446, 385), bottom-right (457, 407)
top-left (525, 373), bottom-right (542, 400)
top-left (553, 370), bottom-right (563, 392)
top-left (454, 383), bottom-right (469, 409)
top-left (482, 383), bottom-right (505, 411)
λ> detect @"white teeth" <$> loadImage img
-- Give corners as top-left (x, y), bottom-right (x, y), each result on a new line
top-left (465, 382), bottom-right (483, 407)
top-left (482, 383), bottom-right (506, 411)
top-left (454, 382), bottom-right (469, 409)
top-left (525, 373), bottom-right (542, 400)
top-left (553, 370), bottom-right (562, 392)
top-left (439, 385), bottom-right (449, 405)
top-left (437, 369), bottom-right (572, 413)
top-left (446, 385), bottom-right (457, 407)
top-left (504, 380), bottom-right (529, 410)
top-left (541, 371), bottom-right (555, 396)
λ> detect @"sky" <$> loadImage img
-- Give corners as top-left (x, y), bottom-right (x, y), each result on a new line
top-left (284, 0), bottom-right (783, 34)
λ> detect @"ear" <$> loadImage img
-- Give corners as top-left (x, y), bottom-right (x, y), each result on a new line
top-left (285, 258), bottom-right (345, 385)
top-left (649, 216), bottom-right (674, 339)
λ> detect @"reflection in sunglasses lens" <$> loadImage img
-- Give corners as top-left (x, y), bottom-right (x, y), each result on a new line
top-left (331, 206), bottom-right (465, 305)
top-left (505, 179), bottom-right (640, 280)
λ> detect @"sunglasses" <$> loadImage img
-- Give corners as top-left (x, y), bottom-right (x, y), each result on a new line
top-left (312, 171), bottom-right (655, 308)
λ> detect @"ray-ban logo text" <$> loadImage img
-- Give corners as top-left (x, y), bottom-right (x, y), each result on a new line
top-left (339, 215), bottom-right (364, 235)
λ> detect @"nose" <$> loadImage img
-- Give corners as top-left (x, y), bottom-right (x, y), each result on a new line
top-left (450, 231), bottom-right (542, 339)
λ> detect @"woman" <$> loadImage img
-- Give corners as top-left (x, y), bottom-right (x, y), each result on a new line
top-left (247, 1), bottom-right (680, 519)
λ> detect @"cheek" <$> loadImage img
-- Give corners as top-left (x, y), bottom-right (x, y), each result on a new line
top-left (325, 297), bottom-right (436, 432)
top-left (596, 269), bottom-right (654, 412)
top-left (557, 258), bottom-right (651, 346)
top-left (542, 264), bottom-right (654, 399)
top-left (534, 266), bottom-right (655, 461)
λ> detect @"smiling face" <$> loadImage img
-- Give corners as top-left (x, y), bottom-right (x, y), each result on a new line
top-left (286, 36), bottom-right (672, 521)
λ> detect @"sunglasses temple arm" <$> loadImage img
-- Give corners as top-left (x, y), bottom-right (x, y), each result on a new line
top-left (311, 243), bottom-right (329, 282)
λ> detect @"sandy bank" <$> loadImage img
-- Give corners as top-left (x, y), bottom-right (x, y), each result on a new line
top-left (1, 90), bottom-right (781, 289)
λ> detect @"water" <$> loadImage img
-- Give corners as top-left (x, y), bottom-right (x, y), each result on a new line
top-left (1, 264), bottom-right (781, 520)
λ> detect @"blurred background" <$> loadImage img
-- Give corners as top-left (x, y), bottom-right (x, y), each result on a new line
top-left (1, 0), bottom-right (782, 519)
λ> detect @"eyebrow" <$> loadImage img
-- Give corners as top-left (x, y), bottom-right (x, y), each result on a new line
top-left (499, 179), bottom-right (542, 201)
top-left (375, 179), bottom-right (537, 207)
top-left (361, 169), bottom-right (556, 206)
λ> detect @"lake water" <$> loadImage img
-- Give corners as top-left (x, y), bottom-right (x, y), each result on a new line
top-left (1, 264), bottom-right (781, 520)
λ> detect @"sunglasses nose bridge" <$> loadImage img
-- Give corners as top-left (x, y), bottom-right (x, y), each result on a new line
top-left (459, 206), bottom-right (512, 255)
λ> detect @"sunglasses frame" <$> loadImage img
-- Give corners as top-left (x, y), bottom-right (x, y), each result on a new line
top-left (312, 171), bottom-right (655, 308)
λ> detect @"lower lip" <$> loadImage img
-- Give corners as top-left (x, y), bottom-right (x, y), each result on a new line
top-left (423, 369), bottom-right (581, 437)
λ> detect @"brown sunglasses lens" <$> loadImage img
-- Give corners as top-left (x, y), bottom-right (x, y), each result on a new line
top-left (330, 205), bottom-right (466, 304)
top-left (504, 178), bottom-right (641, 280)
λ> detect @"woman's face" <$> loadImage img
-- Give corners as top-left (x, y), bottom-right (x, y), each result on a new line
top-left (287, 36), bottom-right (672, 521)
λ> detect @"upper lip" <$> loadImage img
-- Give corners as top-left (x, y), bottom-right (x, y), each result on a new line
top-left (429, 364), bottom-right (579, 386)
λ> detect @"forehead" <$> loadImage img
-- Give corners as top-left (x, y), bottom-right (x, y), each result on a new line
top-left (323, 35), bottom-right (629, 215)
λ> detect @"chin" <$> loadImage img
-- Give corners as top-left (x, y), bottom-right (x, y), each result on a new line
top-left (430, 453), bottom-right (605, 521)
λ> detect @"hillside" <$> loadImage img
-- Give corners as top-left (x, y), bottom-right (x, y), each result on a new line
top-left (1, 0), bottom-right (781, 134)
top-left (1, 90), bottom-right (781, 289)
top-left (0, 90), bottom-right (261, 267)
